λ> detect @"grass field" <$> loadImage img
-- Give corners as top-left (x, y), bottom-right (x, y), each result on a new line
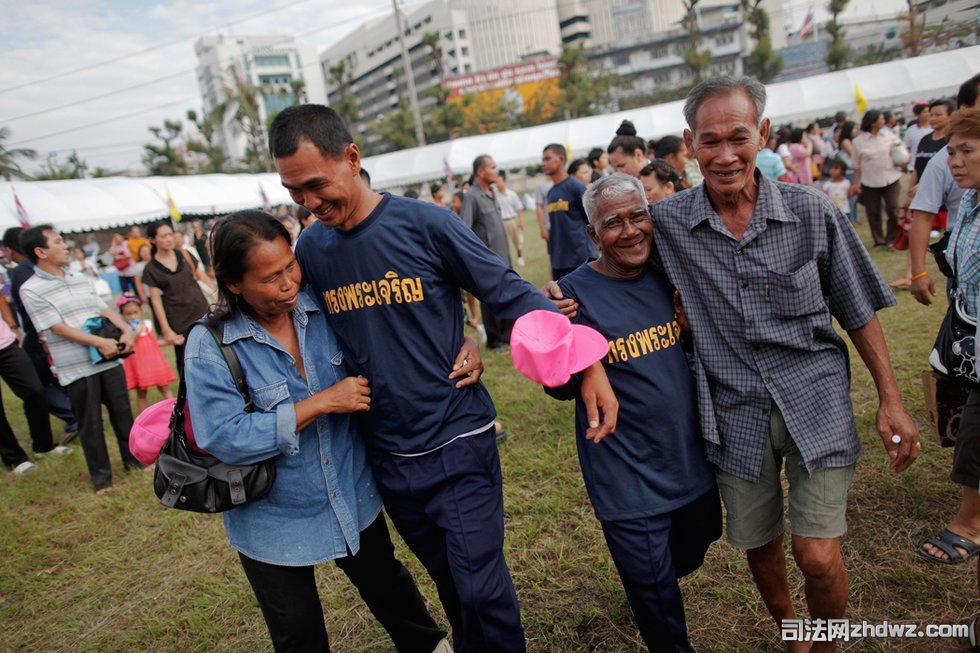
top-left (1, 207), bottom-right (977, 652)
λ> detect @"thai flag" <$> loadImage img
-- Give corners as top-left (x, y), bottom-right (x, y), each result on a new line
top-left (12, 188), bottom-right (29, 228)
top-left (259, 184), bottom-right (271, 212)
top-left (799, 6), bottom-right (815, 38)
top-left (442, 155), bottom-right (455, 181)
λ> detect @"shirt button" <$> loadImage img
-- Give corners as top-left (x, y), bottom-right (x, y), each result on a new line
top-left (324, 459), bottom-right (329, 465)
top-left (331, 492), bottom-right (337, 498)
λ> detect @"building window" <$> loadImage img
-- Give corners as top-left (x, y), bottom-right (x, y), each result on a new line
top-left (254, 55), bottom-right (290, 67)
top-left (458, 28), bottom-right (466, 39)
top-left (461, 46), bottom-right (469, 56)
top-left (613, 53), bottom-right (629, 66)
top-left (649, 45), bottom-right (668, 59)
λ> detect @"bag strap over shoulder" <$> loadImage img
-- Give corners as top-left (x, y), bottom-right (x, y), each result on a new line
top-left (178, 315), bottom-right (254, 415)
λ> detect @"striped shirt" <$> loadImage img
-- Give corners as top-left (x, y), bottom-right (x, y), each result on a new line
top-left (651, 175), bottom-right (896, 481)
top-left (20, 266), bottom-right (119, 386)
top-left (948, 189), bottom-right (980, 318)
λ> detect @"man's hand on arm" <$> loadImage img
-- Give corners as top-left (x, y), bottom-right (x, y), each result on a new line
top-left (579, 362), bottom-right (618, 442)
top-left (541, 281), bottom-right (579, 319)
top-left (101, 308), bottom-right (135, 355)
top-left (847, 315), bottom-right (920, 472)
top-left (449, 335), bottom-right (484, 388)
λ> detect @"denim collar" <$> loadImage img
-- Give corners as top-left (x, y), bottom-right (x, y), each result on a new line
top-left (219, 286), bottom-right (320, 346)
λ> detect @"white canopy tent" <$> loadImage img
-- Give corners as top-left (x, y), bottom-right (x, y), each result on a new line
top-left (1, 45), bottom-right (977, 233)
top-left (363, 46), bottom-right (980, 187)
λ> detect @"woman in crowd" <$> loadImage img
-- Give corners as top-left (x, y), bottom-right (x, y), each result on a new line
top-left (639, 160), bottom-right (682, 204)
top-left (836, 120), bottom-right (860, 223)
top-left (916, 107), bottom-right (980, 645)
top-left (184, 211), bottom-right (482, 653)
top-left (789, 127), bottom-right (814, 186)
top-left (568, 158), bottom-right (593, 186)
top-left (849, 109), bottom-right (906, 249)
top-left (608, 120), bottom-right (650, 178)
top-left (652, 136), bottom-right (691, 189)
top-left (140, 221), bottom-right (211, 371)
top-left (111, 232), bottom-right (138, 295)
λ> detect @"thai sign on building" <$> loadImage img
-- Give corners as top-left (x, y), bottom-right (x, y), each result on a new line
top-left (444, 57), bottom-right (560, 98)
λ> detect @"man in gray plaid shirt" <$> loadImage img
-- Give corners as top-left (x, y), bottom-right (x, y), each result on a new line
top-left (651, 77), bottom-right (920, 651)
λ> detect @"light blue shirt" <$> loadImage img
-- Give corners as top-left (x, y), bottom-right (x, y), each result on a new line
top-left (755, 148), bottom-right (786, 181)
top-left (949, 189), bottom-right (980, 318)
top-left (184, 287), bottom-right (381, 566)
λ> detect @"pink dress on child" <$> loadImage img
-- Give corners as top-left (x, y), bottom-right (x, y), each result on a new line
top-left (123, 319), bottom-right (177, 390)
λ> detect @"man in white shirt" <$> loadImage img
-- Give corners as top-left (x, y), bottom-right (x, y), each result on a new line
top-left (495, 171), bottom-right (525, 266)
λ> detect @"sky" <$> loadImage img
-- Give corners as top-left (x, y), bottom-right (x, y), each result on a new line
top-left (0, 0), bottom-right (908, 176)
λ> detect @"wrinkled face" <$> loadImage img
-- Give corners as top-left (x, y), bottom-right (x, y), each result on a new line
top-left (684, 90), bottom-right (768, 202)
top-left (478, 158), bottom-right (498, 186)
top-left (275, 139), bottom-right (365, 231)
top-left (608, 146), bottom-right (647, 178)
top-left (948, 133), bottom-right (980, 192)
top-left (39, 230), bottom-right (71, 267)
top-left (929, 104), bottom-right (950, 134)
top-left (588, 190), bottom-right (653, 276)
top-left (572, 163), bottom-right (592, 186)
top-left (541, 149), bottom-right (564, 176)
top-left (641, 174), bottom-right (673, 204)
top-left (227, 237), bottom-right (303, 320)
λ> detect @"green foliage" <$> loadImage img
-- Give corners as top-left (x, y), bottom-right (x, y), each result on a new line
top-left (0, 126), bottom-right (36, 181)
top-left (825, 0), bottom-right (851, 70)
top-left (33, 151), bottom-right (88, 180)
top-left (185, 108), bottom-right (231, 174)
top-left (741, 0), bottom-right (783, 83)
top-left (328, 60), bottom-right (360, 135)
top-left (217, 65), bottom-right (272, 173)
top-left (678, 0), bottom-right (713, 84)
top-left (142, 119), bottom-right (188, 176)
top-left (368, 96), bottom-right (419, 154)
top-left (851, 43), bottom-right (903, 67)
top-left (557, 43), bottom-right (624, 119)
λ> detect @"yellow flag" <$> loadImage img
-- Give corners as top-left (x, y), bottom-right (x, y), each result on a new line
top-left (166, 188), bottom-right (182, 222)
top-left (854, 83), bottom-right (868, 114)
top-left (565, 132), bottom-right (574, 159)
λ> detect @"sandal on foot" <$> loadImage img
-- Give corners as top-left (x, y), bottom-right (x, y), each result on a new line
top-left (917, 528), bottom-right (980, 564)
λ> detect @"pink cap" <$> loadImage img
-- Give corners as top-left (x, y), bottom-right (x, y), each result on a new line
top-left (511, 310), bottom-right (608, 387)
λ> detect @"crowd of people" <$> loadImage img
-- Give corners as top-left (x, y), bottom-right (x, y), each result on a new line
top-left (5, 72), bottom-right (980, 653)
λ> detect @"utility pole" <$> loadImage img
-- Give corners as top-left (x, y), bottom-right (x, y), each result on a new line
top-left (393, 0), bottom-right (426, 147)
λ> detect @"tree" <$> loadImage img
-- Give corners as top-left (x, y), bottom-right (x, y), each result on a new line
top-left (557, 43), bottom-right (623, 120)
top-left (850, 43), bottom-right (903, 66)
top-left (328, 60), bottom-right (360, 136)
top-left (679, 0), bottom-right (713, 84)
top-left (741, 0), bottom-right (783, 83)
top-left (0, 127), bottom-right (36, 181)
top-left (142, 119), bottom-right (188, 176)
top-left (33, 151), bottom-right (87, 180)
top-left (825, 0), bottom-right (851, 71)
top-left (454, 90), bottom-right (522, 137)
top-left (216, 65), bottom-right (271, 173)
top-left (898, 0), bottom-right (925, 57)
top-left (185, 108), bottom-right (231, 174)
top-left (368, 97), bottom-right (419, 154)
top-left (420, 31), bottom-right (465, 142)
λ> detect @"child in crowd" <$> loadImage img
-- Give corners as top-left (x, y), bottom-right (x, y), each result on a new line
top-left (822, 159), bottom-right (853, 223)
top-left (116, 293), bottom-right (176, 413)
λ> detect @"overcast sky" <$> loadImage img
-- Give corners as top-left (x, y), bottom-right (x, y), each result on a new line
top-left (0, 0), bottom-right (907, 175)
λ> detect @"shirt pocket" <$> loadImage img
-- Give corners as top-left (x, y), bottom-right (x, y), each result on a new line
top-left (250, 380), bottom-right (290, 412)
top-left (768, 260), bottom-right (826, 318)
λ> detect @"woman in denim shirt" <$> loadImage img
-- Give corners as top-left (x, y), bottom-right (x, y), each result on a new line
top-left (184, 211), bottom-right (479, 653)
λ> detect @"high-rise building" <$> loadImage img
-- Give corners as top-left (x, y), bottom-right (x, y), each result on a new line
top-left (195, 35), bottom-right (327, 165)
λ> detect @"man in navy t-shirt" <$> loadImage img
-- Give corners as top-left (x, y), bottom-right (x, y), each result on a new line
top-left (269, 104), bottom-right (618, 653)
top-left (542, 144), bottom-right (594, 280)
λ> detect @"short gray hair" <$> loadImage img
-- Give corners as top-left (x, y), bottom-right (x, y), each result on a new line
top-left (683, 76), bottom-right (767, 130)
top-left (583, 173), bottom-right (647, 227)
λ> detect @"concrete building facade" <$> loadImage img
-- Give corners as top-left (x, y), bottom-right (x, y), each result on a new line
top-left (195, 35), bottom-right (326, 165)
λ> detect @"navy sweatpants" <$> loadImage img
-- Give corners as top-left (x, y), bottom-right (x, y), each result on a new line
top-left (370, 427), bottom-right (525, 653)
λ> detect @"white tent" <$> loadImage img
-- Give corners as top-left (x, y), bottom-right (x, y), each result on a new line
top-left (363, 46), bottom-right (980, 188)
top-left (0, 173), bottom-right (294, 233)
top-left (2, 45), bottom-right (978, 233)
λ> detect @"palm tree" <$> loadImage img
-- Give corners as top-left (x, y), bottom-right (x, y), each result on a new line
top-left (0, 127), bottom-right (37, 181)
top-left (215, 65), bottom-right (271, 173)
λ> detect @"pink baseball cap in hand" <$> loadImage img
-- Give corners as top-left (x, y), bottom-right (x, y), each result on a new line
top-left (511, 310), bottom-right (609, 387)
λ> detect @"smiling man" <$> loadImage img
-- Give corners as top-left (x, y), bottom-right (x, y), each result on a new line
top-left (650, 77), bottom-right (920, 652)
top-left (268, 104), bottom-right (618, 653)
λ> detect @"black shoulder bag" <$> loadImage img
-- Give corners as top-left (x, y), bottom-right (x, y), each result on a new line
top-left (153, 319), bottom-right (276, 512)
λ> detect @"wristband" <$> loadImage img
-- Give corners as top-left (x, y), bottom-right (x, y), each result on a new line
top-left (910, 271), bottom-right (928, 281)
